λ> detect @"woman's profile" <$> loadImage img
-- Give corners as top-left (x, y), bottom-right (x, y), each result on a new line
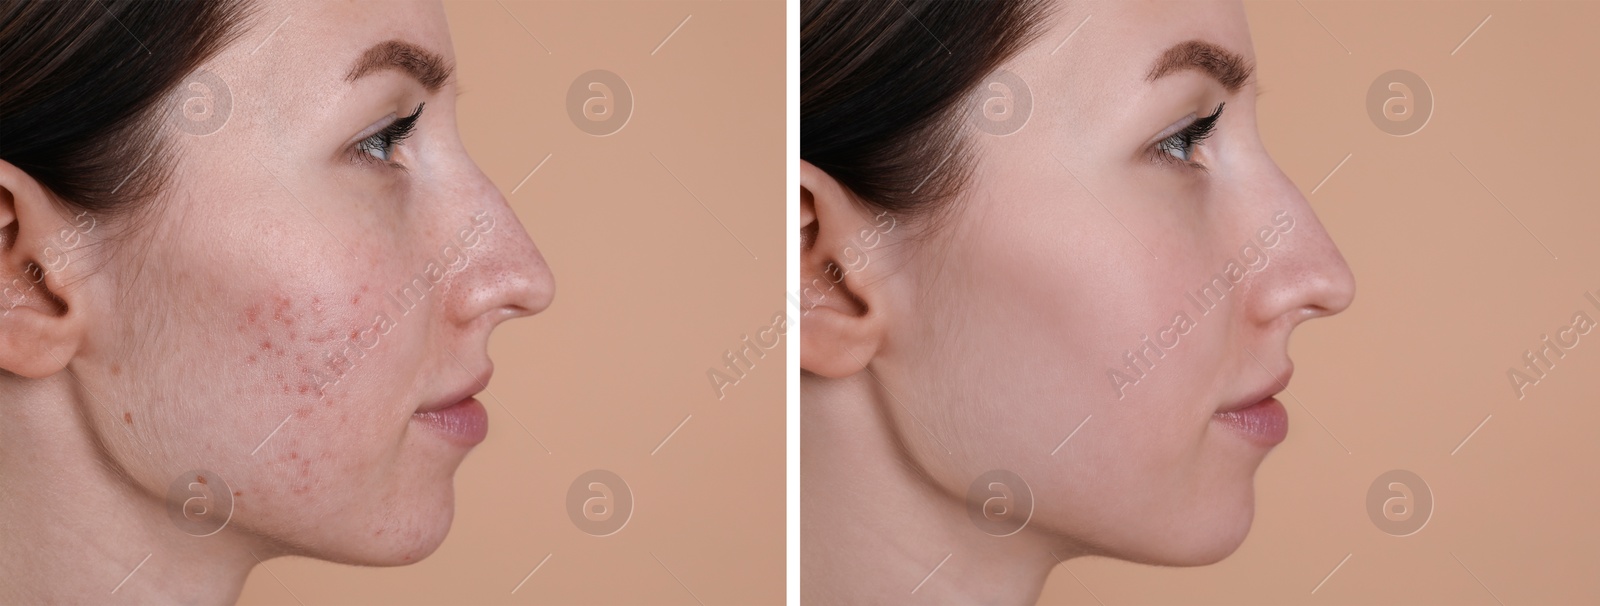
top-left (0, 1), bottom-right (554, 602)
top-left (801, 0), bottom-right (1356, 602)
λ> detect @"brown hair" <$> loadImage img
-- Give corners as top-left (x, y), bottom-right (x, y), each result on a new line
top-left (802, 0), bottom-right (1054, 224)
top-left (0, 0), bottom-right (254, 219)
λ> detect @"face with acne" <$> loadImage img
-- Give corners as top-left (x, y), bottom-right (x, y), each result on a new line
top-left (67, 0), bottom-right (553, 563)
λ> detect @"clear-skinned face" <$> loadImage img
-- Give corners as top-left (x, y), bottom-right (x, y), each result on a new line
top-left (812, 0), bottom-right (1355, 565)
top-left (65, 0), bottom-right (552, 564)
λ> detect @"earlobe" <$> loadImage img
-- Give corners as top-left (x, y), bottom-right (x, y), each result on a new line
top-left (0, 160), bottom-right (89, 378)
top-left (798, 161), bottom-right (892, 379)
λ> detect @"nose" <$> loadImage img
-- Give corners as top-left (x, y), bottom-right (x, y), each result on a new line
top-left (1247, 164), bottom-right (1355, 329)
top-left (442, 167), bottom-right (555, 329)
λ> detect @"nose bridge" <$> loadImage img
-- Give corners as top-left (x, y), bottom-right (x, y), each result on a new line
top-left (440, 168), bottom-right (555, 327)
top-left (1246, 164), bottom-right (1356, 325)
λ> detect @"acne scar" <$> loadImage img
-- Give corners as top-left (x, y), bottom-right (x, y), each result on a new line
top-left (110, 364), bottom-right (121, 376)
top-left (123, 412), bottom-right (132, 424)
top-left (272, 296), bottom-right (294, 326)
top-left (195, 475), bottom-right (207, 485)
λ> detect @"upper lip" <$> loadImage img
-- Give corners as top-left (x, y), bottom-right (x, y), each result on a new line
top-left (1218, 362), bottom-right (1293, 414)
top-left (417, 363), bottom-right (492, 414)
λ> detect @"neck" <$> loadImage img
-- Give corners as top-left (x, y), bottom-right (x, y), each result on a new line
top-left (802, 374), bottom-right (1077, 605)
top-left (0, 377), bottom-right (262, 604)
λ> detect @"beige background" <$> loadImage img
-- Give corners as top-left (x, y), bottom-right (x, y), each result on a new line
top-left (1039, 1), bottom-right (1600, 604)
top-left (238, 1), bottom-right (786, 604)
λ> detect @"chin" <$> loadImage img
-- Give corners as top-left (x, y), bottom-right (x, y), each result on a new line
top-left (303, 485), bottom-right (460, 567)
top-left (1083, 487), bottom-right (1259, 568)
top-left (1147, 495), bottom-right (1258, 567)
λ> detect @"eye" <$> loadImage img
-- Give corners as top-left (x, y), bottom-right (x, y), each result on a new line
top-left (354, 102), bottom-right (425, 165)
top-left (1152, 102), bottom-right (1224, 167)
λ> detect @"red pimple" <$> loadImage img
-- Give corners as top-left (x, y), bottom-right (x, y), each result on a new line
top-left (260, 340), bottom-right (272, 351)
top-left (290, 452), bottom-right (299, 460)
top-left (273, 298), bottom-right (294, 325)
top-left (233, 491), bottom-right (242, 497)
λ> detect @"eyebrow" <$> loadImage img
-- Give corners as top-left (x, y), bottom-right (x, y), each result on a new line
top-left (345, 40), bottom-right (454, 92)
top-left (1145, 40), bottom-right (1254, 93)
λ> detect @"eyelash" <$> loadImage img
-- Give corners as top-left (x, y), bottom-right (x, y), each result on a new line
top-left (353, 102), bottom-right (425, 167)
top-left (1152, 102), bottom-right (1225, 170)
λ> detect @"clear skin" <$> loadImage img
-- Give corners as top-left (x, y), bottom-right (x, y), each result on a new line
top-left (801, 1), bottom-right (1355, 603)
top-left (0, 1), bottom-right (553, 603)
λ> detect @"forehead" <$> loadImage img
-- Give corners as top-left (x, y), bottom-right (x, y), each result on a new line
top-left (1008, 0), bottom-right (1253, 104)
top-left (249, 0), bottom-right (452, 50)
top-left (223, 0), bottom-right (453, 99)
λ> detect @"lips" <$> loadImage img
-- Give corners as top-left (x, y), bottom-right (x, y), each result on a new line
top-left (1219, 363), bottom-right (1293, 414)
top-left (1212, 360), bottom-right (1292, 447)
top-left (418, 364), bottom-right (493, 414)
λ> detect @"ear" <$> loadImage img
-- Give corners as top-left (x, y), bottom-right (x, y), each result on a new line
top-left (799, 161), bottom-right (893, 378)
top-left (0, 160), bottom-right (91, 378)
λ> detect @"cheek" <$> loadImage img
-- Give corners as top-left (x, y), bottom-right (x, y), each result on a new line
top-left (237, 289), bottom-right (380, 400)
top-left (229, 288), bottom-right (395, 481)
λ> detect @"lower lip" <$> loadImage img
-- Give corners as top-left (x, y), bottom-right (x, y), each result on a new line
top-left (412, 397), bottom-right (488, 446)
top-left (1212, 397), bottom-right (1288, 447)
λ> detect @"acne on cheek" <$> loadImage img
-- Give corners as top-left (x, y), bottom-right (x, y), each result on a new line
top-left (229, 285), bottom-right (388, 495)
top-left (236, 287), bottom-right (386, 404)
